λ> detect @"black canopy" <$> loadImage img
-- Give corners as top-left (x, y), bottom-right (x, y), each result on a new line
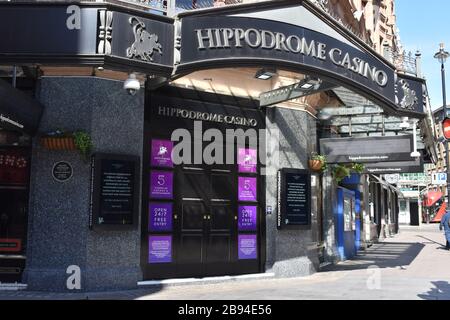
top-left (0, 79), bottom-right (43, 135)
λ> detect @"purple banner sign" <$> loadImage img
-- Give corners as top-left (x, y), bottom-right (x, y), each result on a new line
top-left (238, 148), bottom-right (257, 173)
top-left (238, 234), bottom-right (257, 260)
top-left (238, 177), bottom-right (257, 202)
top-left (150, 171), bottom-right (173, 199)
top-left (151, 139), bottom-right (173, 168)
top-left (238, 206), bottom-right (257, 231)
top-left (149, 203), bottom-right (173, 232)
top-left (148, 235), bottom-right (172, 264)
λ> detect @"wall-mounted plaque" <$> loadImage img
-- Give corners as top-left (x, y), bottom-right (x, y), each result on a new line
top-left (89, 153), bottom-right (140, 229)
top-left (238, 177), bottom-right (257, 202)
top-left (150, 171), bottom-right (173, 199)
top-left (238, 148), bottom-right (257, 173)
top-left (148, 235), bottom-right (172, 264)
top-left (52, 161), bottom-right (73, 182)
top-left (151, 139), bottom-right (173, 168)
top-left (238, 206), bottom-right (257, 231)
top-left (149, 202), bottom-right (173, 232)
top-left (277, 169), bottom-right (311, 229)
top-left (238, 234), bottom-right (257, 260)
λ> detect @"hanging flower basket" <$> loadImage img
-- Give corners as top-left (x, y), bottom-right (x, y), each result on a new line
top-left (309, 159), bottom-right (324, 172)
top-left (309, 154), bottom-right (328, 173)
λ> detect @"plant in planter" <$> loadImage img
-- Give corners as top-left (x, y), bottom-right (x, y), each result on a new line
top-left (332, 164), bottom-right (351, 183)
top-left (73, 131), bottom-right (93, 161)
top-left (40, 130), bottom-right (93, 161)
top-left (309, 153), bottom-right (328, 172)
top-left (351, 163), bottom-right (365, 174)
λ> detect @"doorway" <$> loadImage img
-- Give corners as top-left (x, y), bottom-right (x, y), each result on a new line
top-left (142, 89), bottom-right (265, 280)
top-left (410, 201), bottom-right (420, 226)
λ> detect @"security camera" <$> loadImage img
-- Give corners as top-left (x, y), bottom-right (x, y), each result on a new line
top-left (124, 73), bottom-right (141, 96)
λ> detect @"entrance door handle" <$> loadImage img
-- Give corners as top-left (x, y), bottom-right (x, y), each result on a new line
top-left (234, 216), bottom-right (238, 221)
top-left (204, 215), bottom-right (208, 220)
top-left (174, 215), bottom-right (178, 220)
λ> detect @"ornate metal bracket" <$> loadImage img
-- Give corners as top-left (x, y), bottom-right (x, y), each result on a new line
top-left (98, 10), bottom-right (113, 55)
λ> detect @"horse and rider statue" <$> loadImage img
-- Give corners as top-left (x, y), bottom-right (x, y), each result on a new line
top-left (126, 17), bottom-right (162, 62)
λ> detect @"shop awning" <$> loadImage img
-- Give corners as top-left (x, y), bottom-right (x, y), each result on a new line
top-left (370, 175), bottom-right (405, 198)
top-left (0, 79), bottom-right (43, 135)
top-left (424, 190), bottom-right (443, 207)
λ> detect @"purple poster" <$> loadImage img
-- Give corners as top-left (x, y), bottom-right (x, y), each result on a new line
top-left (238, 177), bottom-right (257, 202)
top-left (150, 171), bottom-right (173, 199)
top-left (151, 139), bottom-right (173, 168)
top-left (238, 234), bottom-right (257, 260)
top-left (149, 203), bottom-right (173, 232)
top-left (238, 148), bottom-right (257, 173)
top-left (238, 206), bottom-right (257, 231)
top-left (148, 235), bottom-right (172, 264)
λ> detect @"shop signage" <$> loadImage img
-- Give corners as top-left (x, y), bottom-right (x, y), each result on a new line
top-left (363, 156), bottom-right (424, 174)
top-left (179, 9), bottom-right (425, 116)
top-left (277, 169), bottom-right (311, 229)
top-left (0, 149), bottom-right (29, 186)
top-left (0, 239), bottom-right (22, 253)
top-left (157, 106), bottom-right (258, 127)
top-left (89, 153), bottom-right (140, 229)
top-left (320, 135), bottom-right (414, 164)
top-left (150, 171), bottom-right (174, 199)
top-left (151, 139), bottom-right (174, 168)
top-left (238, 234), bottom-right (257, 260)
top-left (194, 27), bottom-right (389, 88)
top-left (148, 235), bottom-right (172, 264)
top-left (52, 161), bottom-right (73, 182)
top-left (238, 206), bottom-right (257, 231)
top-left (110, 12), bottom-right (173, 68)
top-left (149, 202), bottom-right (173, 232)
top-left (432, 173), bottom-right (447, 186)
top-left (238, 177), bottom-right (257, 202)
top-left (0, 5), bottom-right (174, 75)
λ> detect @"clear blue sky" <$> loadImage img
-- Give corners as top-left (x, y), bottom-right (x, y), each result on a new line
top-left (396, 0), bottom-right (450, 110)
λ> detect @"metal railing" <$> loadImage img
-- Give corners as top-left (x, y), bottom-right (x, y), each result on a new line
top-left (384, 46), bottom-right (418, 76)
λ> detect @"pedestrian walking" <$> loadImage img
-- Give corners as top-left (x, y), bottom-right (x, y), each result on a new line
top-left (439, 210), bottom-right (450, 250)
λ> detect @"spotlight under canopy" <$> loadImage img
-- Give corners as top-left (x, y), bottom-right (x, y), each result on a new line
top-left (255, 68), bottom-right (277, 80)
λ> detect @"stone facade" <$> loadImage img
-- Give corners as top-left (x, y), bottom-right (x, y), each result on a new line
top-left (24, 77), bottom-right (144, 292)
top-left (265, 107), bottom-right (321, 277)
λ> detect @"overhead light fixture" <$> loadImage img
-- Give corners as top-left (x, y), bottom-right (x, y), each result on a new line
top-left (317, 109), bottom-right (333, 121)
top-left (298, 77), bottom-right (322, 91)
top-left (255, 68), bottom-right (277, 80)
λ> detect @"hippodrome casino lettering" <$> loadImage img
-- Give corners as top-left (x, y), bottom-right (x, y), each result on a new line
top-left (158, 106), bottom-right (259, 127)
top-left (195, 28), bottom-right (389, 88)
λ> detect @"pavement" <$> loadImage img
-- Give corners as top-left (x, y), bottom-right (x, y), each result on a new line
top-left (1, 224), bottom-right (450, 300)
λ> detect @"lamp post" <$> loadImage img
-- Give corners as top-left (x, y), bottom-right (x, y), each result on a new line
top-left (434, 43), bottom-right (450, 207)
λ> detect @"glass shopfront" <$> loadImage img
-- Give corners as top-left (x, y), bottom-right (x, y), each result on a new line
top-left (141, 87), bottom-right (266, 279)
top-left (0, 130), bottom-right (31, 283)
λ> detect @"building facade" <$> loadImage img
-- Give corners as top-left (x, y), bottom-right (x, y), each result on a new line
top-left (0, 0), bottom-right (433, 291)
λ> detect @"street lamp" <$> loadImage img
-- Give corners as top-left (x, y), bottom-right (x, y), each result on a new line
top-left (434, 43), bottom-right (450, 207)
